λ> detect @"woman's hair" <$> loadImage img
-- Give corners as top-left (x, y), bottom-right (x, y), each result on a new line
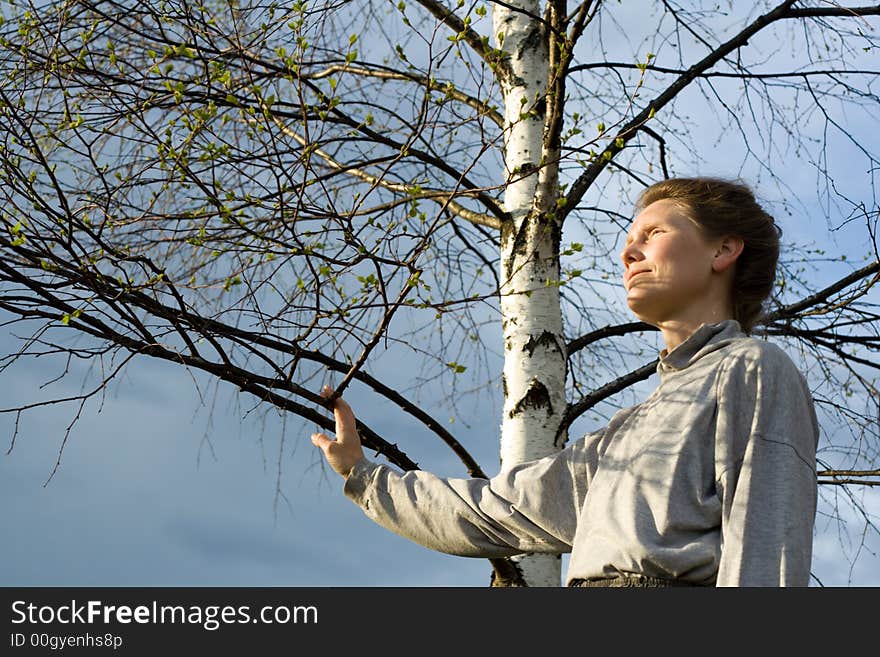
top-left (634, 177), bottom-right (781, 333)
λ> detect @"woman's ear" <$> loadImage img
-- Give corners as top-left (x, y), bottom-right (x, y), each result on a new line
top-left (712, 235), bottom-right (745, 273)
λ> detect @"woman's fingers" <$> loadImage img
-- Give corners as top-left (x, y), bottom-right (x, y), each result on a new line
top-left (311, 431), bottom-right (332, 451)
top-left (313, 386), bottom-right (365, 478)
top-left (333, 399), bottom-right (358, 443)
top-left (320, 385), bottom-right (359, 445)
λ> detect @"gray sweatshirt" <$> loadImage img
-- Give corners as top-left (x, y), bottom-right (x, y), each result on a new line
top-left (344, 320), bottom-right (819, 586)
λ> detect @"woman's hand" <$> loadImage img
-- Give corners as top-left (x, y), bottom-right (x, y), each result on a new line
top-left (311, 385), bottom-right (365, 478)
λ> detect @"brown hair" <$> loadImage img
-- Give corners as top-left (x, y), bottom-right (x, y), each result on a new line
top-left (634, 177), bottom-right (781, 333)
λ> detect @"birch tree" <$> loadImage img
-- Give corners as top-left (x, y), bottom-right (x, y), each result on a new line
top-left (1, 0), bottom-right (878, 586)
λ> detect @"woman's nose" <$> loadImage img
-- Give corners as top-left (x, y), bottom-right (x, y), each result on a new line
top-left (620, 242), bottom-right (643, 265)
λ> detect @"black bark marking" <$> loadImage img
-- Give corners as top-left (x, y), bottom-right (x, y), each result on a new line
top-left (490, 557), bottom-right (527, 587)
top-left (509, 378), bottom-right (553, 418)
top-left (522, 330), bottom-right (562, 357)
top-left (502, 210), bottom-right (562, 276)
top-left (501, 212), bottom-right (532, 276)
top-left (533, 95), bottom-right (546, 118)
top-left (517, 25), bottom-right (543, 62)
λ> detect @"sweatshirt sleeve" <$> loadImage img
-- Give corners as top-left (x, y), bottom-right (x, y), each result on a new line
top-left (343, 432), bottom-right (601, 558)
top-left (714, 343), bottom-right (819, 586)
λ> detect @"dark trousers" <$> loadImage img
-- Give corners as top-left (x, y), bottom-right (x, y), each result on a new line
top-left (568, 574), bottom-right (710, 587)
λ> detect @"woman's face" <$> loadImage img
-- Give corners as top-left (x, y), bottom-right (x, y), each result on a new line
top-left (620, 199), bottom-right (728, 326)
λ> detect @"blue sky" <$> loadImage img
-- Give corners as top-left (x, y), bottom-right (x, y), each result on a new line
top-left (0, 342), bottom-right (497, 586)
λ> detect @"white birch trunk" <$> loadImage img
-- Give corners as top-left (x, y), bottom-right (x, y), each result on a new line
top-left (494, 1), bottom-right (567, 587)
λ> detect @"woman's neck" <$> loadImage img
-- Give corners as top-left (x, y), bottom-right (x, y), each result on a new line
top-left (656, 305), bottom-right (734, 354)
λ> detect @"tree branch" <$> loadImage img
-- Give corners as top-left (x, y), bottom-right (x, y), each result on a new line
top-left (762, 261), bottom-right (880, 323)
top-left (567, 321), bottom-right (655, 355)
top-left (562, 0), bottom-right (804, 219)
top-left (270, 115), bottom-right (503, 229)
top-left (412, 0), bottom-right (509, 79)
top-left (557, 360), bottom-right (658, 442)
top-left (569, 61), bottom-right (880, 80)
top-left (302, 64), bottom-right (505, 128)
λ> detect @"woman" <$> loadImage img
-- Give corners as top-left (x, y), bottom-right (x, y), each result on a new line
top-left (311, 177), bottom-right (819, 587)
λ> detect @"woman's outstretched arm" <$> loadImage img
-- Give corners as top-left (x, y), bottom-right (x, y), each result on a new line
top-left (311, 386), bottom-right (594, 558)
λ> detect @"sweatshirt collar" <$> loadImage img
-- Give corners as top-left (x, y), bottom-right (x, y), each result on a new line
top-left (657, 319), bottom-right (744, 377)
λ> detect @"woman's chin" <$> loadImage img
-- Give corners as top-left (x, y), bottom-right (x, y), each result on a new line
top-left (627, 298), bottom-right (672, 329)
top-left (625, 294), bottom-right (653, 319)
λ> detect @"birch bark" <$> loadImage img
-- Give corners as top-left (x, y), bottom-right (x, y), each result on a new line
top-left (494, 0), bottom-right (567, 587)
